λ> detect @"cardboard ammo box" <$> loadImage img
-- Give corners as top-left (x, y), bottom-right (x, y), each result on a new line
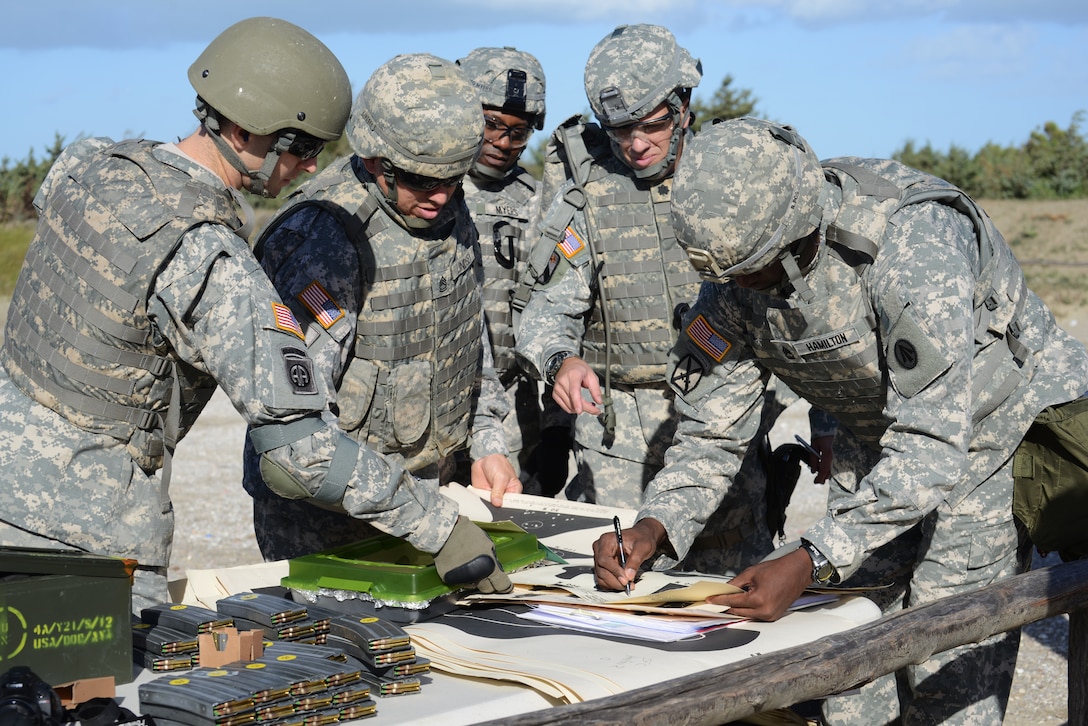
top-left (0, 547), bottom-right (134, 685)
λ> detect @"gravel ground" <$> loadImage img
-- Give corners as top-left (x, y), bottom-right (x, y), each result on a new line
top-left (168, 391), bottom-right (1071, 724)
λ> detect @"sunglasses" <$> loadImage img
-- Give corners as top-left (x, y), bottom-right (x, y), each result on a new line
top-left (391, 164), bottom-right (464, 192)
top-left (280, 131), bottom-right (325, 161)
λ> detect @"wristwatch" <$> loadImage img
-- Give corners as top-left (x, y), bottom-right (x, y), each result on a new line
top-left (800, 539), bottom-right (837, 585)
top-left (544, 351), bottom-right (575, 385)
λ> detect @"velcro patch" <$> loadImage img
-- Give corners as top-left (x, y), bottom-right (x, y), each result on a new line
top-left (272, 302), bottom-right (305, 341)
top-left (281, 347), bottom-right (318, 395)
top-left (686, 314), bottom-right (732, 362)
top-left (558, 226), bottom-right (585, 259)
top-left (299, 280), bottom-right (344, 330)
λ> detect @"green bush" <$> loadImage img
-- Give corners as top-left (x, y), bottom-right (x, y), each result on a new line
top-left (895, 112), bottom-right (1086, 200)
top-left (0, 222), bottom-right (33, 298)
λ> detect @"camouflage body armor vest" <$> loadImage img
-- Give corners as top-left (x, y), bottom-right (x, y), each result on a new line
top-left (744, 157), bottom-right (1031, 448)
top-left (1, 139), bottom-right (242, 472)
top-left (257, 157), bottom-right (482, 471)
top-left (531, 117), bottom-right (703, 385)
top-left (463, 168), bottom-right (536, 380)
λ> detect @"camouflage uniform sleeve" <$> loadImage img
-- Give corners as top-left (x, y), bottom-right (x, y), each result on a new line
top-left (150, 215), bottom-right (459, 554)
top-left (808, 407), bottom-right (838, 439)
top-left (803, 203), bottom-right (981, 581)
top-left (637, 284), bottom-right (768, 566)
top-left (468, 317), bottom-right (512, 461)
top-left (256, 206), bottom-right (363, 404)
top-left (514, 195), bottom-right (596, 379)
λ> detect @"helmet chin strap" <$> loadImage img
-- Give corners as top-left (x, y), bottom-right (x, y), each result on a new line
top-left (770, 230), bottom-right (824, 302)
top-left (616, 94), bottom-right (689, 182)
top-left (376, 159), bottom-right (435, 231)
top-left (470, 158), bottom-right (515, 182)
top-left (192, 102), bottom-right (280, 198)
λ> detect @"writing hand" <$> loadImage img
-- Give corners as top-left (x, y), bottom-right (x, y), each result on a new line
top-left (592, 518), bottom-right (665, 592)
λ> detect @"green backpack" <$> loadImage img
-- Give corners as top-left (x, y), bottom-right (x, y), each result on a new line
top-left (1013, 395), bottom-right (1088, 561)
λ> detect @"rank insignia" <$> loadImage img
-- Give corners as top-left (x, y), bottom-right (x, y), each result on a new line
top-left (272, 302), bottom-right (305, 341)
top-left (298, 281), bottom-right (344, 330)
top-left (558, 226), bottom-right (585, 259)
top-left (686, 314), bottom-right (732, 362)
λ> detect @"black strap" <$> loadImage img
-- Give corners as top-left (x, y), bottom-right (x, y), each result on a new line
top-left (71, 697), bottom-right (142, 726)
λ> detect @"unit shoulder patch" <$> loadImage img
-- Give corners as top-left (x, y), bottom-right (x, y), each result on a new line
top-left (281, 346), bottom-right (318, 395)
top-left (671, 354), bottom-right (704, 395)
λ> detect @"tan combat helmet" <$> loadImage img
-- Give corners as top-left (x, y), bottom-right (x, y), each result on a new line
top-left (189, 16), bottom-right (352, 197)
top-left (583, 24), bottom-right (702, 180)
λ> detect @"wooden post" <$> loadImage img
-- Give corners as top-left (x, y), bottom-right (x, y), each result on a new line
top-left (1072, 608), bottom-right (1087, 726)
top-left (477, 559), bottom-right (1088, 726)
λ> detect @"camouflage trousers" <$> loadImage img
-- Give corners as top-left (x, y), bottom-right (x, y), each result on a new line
top-left (567, 383), bottom-right (778, 576)
top-left (820, 433), bottom-right (1029, 726)
top-left (0, 520), bottom-right (169, 616)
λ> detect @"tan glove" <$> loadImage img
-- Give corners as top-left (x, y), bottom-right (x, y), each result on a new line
top-left (434, 516), bottom-right (512, 594)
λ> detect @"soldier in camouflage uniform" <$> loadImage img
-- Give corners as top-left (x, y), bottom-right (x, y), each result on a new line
top-left (454, 47), bottom-right (573, 496)
top-left (594, 117), bottom-right (1088, 724)
top-left (516, 25), bottom-right (831, 574)
top-left (0, 19), bottom-right (511, 615)
top-left (242, 53), bottom-right (522, 562)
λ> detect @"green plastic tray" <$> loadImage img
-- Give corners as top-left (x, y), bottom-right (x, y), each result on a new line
top-left (281, 520), bottom-right (544, 604)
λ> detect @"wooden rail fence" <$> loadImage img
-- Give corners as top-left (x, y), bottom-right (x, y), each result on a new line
top-left (477, 558), bottom-right (1088, 726)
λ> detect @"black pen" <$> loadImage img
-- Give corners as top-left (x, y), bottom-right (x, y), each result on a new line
top-left (613, 516), bottom-right (631, 596)
top-left (794, 434), bottom-right (842, 487)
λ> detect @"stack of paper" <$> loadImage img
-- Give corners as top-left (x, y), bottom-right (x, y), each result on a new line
top-left (519, 605), bottom-right (739, 642)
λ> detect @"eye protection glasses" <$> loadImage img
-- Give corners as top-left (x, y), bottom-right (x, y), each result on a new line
top-left (603, 111), bottom-right (674, 144)
top-left (483, 116), bottom-right (532, 148)
top-left (278, 130), bottom-right (325, 160)
top-left (391, 164), bottom-right (464, 192)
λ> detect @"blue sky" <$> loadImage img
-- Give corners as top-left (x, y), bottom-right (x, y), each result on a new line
top-left (1, 1), bottom-right (1085, 164)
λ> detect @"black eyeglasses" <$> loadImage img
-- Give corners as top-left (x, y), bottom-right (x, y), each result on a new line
top-left (483, 116), bottom-right (532, 148)
top-left (391, 164), bottom-right (464, 192)
top-left (280, 131), bottom-right (325, 160)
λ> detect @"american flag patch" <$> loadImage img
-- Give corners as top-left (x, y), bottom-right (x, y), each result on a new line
top-left (558, 226), bottom-right (585, 259)
top-left (687, 314), bottom-right (731, 362)
top-left (272, 302), bottom-right (305, 341)
top-left (298, 280), bottom-right (344, 329)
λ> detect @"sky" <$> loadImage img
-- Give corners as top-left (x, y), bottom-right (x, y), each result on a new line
top-left (1, 1), bottom-right (1085, 165)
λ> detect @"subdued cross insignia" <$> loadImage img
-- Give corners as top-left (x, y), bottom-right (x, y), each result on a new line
top-left (671, 354), bottom-right (704, 395)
